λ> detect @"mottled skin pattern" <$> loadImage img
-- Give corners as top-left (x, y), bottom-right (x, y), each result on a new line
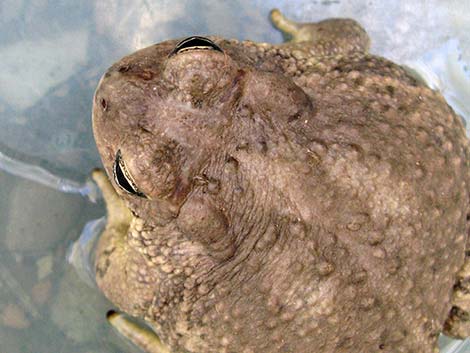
top-left (91, 10), bottom-right (470, 353)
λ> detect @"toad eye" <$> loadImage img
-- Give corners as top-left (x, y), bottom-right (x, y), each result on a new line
top-left (113, 150), bottom-right (146, 198)
top-left (170, 36), bottom-right (223, 56)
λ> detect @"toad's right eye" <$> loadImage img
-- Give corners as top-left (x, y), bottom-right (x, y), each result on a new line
top-left (169, 36), bottom-right (223, 56)
top-left (113, 150), bottom-right (146, 198)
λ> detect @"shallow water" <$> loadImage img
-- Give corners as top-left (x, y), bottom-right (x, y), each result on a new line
top-left (0, 1), bottom-right (470, 352)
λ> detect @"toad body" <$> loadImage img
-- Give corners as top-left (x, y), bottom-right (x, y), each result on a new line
top-left (91, 9), bottom-right (470, 353)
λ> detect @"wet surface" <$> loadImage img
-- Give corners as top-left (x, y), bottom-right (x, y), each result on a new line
top-left (0, 170), bottom-right (132, 352)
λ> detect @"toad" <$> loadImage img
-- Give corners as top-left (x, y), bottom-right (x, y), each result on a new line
top-left (91, 9), bottom-right (470, 353)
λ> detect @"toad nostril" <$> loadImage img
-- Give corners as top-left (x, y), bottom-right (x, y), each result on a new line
top-left (100, 98), bottom-right (108, 111)
top-left (169, 36), bottom-right (223, 56)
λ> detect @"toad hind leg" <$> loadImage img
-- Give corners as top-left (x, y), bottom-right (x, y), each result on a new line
top-left (270, 8), bottom-right (370, 55)
top-left (108, 311), bottom-right (170, 353)
top-left (92, 170), bottom-right (171, 353)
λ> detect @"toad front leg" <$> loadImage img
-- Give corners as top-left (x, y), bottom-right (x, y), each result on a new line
top-left (92, 170), bottom-right (171, 353)
top-left (270, 8), bottom-right (370, 55)
top-left (107, 311), bottom-right (170, 353)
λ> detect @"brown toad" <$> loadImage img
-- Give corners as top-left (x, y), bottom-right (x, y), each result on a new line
top-left (91, 9), bottom-right (470, 353)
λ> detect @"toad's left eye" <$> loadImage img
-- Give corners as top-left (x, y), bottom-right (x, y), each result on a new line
top-left (170, 36), bottom-right (223, 56)
top-left (113, 150), bottom-right (146, 198)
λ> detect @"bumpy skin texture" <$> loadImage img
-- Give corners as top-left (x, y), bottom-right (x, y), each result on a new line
top-left (92, 13), bottom-right (470, 353)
